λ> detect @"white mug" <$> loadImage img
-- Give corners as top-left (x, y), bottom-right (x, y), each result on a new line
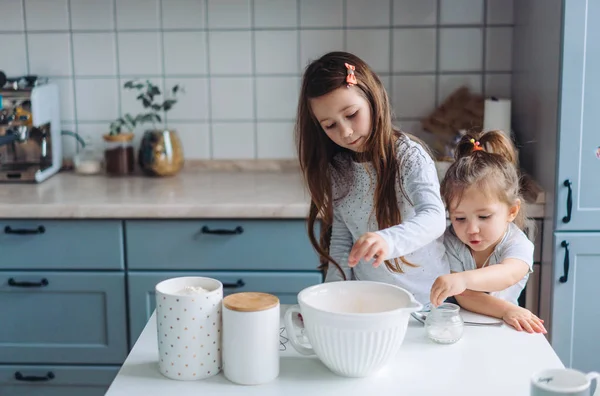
top-left (531, 368), bottom-right (599, 396)
top-left (155, 277), bottom-right (223, 381)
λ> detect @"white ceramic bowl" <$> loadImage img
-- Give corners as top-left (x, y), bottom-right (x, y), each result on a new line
top-left (284, 281), bottom-right (422, 377)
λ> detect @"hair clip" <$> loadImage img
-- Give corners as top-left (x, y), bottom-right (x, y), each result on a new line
top-left (344, 63), bottom-right (357, 87)
top-left (470, 138), bottom-right (484, 152)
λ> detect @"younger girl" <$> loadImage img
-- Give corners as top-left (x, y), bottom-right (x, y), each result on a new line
top-left (429, 131), bottom-right (546, 333)
top-left (295, 51), bottom-right (449, 305)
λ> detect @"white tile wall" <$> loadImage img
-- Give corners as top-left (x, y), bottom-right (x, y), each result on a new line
top-left (0, 0), bottom-right (513, 160)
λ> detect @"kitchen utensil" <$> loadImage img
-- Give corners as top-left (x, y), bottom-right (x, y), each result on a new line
top-left (284, 281), bottom-right (422, 378)
top-left (155, 277), bottom-right (223, 381)
top-left (222, 292), bottom-right (280, 385)
top-left (531, 368), bottom-right (599, 396)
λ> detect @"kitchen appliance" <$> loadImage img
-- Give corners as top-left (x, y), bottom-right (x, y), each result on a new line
top-left (0, 71), bottom-right (61, 182)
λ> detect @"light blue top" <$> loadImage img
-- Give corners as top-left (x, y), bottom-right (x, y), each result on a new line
top-left (444, 222), bottom-right (534, 305)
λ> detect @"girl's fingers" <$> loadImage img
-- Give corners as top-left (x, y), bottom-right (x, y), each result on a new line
top-left (363, 244), bottom-right (380, 263)
top-left (507, 318), bottom-right (522, 332)
top-left (520, 319), bottom-right (534, 334)
top-left (372, 250), bottom-right (385, 268)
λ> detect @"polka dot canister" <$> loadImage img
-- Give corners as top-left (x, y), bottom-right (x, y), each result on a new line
top-left (155, 276), bottom-right (223, 381)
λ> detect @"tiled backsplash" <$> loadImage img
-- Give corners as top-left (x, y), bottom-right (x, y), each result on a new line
top-left (0, 0), bottom-right (513, 160)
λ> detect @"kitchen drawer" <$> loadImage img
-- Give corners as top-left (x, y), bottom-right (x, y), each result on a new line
top-left (0, 220), bottom-right (124, 270)
top-left (0, 365), bottom-right (119, 396)
top-left (126, 220), bottom-right (319, 271)
top-left (0, 272), bottom-right (128, 364)
top-left (127, 271), bottom-right (323, 346)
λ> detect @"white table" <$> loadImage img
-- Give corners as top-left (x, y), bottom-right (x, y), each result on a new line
top-left (106, 306), bottom-right (563, 396)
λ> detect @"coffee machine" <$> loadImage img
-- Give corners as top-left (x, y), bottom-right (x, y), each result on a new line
top-left (0, 71), bottom-right (62, 182)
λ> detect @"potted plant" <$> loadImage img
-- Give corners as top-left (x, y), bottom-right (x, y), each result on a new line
top-left (104, 80), bottom-right (185, 177)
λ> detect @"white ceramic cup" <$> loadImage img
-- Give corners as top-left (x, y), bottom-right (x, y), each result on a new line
top-left (284, 281), bottom-right (422, 378)
top-left (531, 368), bottom-right (599, 396)
top-left (155, 277), bottom-right (223, 381)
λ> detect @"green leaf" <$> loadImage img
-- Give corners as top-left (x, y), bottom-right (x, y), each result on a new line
top-left (155, 114), bottom-right (162, 123)
top-left (151, 104), bottom-right (161, 111)
top-left (124, 114), bottom-right (136, 127)
top-left (151, 86), bottom-right (161, 96)
top-left (124, 81), bottom-right (134, 89)
top-left (142, 98), bottom-right (151, 108)
top-left (172, 85), bottom-right (179, 94)
top-left (162, 99), bottom-right (177, 112)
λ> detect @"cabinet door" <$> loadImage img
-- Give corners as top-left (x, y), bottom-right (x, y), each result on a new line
top-left (125, 220), bottom-right (319, 271)
top-left (551, 233), bottom-right (600, 372)
top-left (128, 271), bottom-right (323, 346)
top-left (0, 365), bottom-right (118, 396)
top-left (0, 220), bottom-right (124, 270)
top-left (556, 1), bottom-right (600, 230)
top-left (0, 272), bottom-right (128, 364)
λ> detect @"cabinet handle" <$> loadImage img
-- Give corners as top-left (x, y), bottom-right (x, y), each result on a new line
top-left (201, 226), bottom-right (243, 235)
top-left (4, 225), bottom-right (45, 235)
top-left (559, 240), bottom-right (570, 283)
top-left (223, 279), bottom-right (245, 289)
top-left (14, 371), bottom-right (55, 382)
top-left (562, 179), bottom-right (572, 223)
top-left (8, 278), bottom-right (49, 287)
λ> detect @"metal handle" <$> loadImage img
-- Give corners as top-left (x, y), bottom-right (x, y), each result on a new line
top-left (562, 179), bottom-right (573, 223)
top-left (4, 225), bottom-right (46, 235)
top-left (0, 133), bottom-right (20, 147)
top-left (14, 371), bottom-right (55, 382)
top-left (222, 279), bottom-right (245, 289)
top-left (559, 241), bottom-right (570, 283)
top-left (200, 226), bottom-right (243, 235)
top-left (8, 278), bottom-right (49, 287)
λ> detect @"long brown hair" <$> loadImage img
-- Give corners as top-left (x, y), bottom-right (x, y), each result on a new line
top-left (440, 130), bottom-right (527, 229)
top-left (295, 51), bottom-right (418, 279)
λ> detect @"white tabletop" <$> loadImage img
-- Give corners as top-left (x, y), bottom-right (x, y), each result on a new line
top-left (106, 306), bottom-right (564, 396)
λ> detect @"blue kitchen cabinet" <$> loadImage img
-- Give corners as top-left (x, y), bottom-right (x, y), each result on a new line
top-left (551, 234), bottom-right (600, 372)
top-left (0, 272), bottom-right (128, 364)
top-left (554, 0), bottom-right (600, 232)
top-left (0, 365), bottom-right (119, 396)
top-left (0, 220), bottom-right (124, 270)
top-left (0, 220), bottom-right (126, 396)
top-left (125, 220), bottom-right (320, 271)
top-left (127, 271), bottom-right (323, 346)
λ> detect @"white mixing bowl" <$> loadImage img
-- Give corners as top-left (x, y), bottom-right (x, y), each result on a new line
top-left (284, 281), bottom-right (422, 377)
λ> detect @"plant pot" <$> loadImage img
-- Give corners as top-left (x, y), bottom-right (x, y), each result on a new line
top-left (138, 129), bottom-right (184, 176)
top-left (103, 133), bottom-right (135, 176)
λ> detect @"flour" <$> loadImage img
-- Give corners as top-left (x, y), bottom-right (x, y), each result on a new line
top-left (175, 285), bottom-right (210, 296)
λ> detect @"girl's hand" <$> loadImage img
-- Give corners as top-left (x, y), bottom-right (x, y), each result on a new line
top-left (430, 273), bottom-right (468, 307)
top-left (503, 306), bottom-right (547, 334)
top-left (348, 233), bottom-right (389, 268)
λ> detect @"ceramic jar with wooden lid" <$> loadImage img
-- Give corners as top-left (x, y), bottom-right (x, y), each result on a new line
top-left (222, 292), bottom-right (280, 385)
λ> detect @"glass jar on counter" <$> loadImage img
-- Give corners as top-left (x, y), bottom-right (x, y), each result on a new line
top-left (425, 303), bottom-right (464, 344)
top-left (102, 133), bottom-right (135, 176)
top-left (73, 136), bottom-right (103, 175)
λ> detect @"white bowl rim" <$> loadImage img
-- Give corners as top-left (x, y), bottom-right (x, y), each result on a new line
top-left (298, 280), bottom-right (422, 318)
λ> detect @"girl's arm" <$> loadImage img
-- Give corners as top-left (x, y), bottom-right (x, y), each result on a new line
top-left (430, 261), bottom-right (529, 305)
top-left (324, 205), bottom-right (353, 282)
top-left (430, 232), bottom-right (534, 305)
top-left (455, 290), bottom-right (546, 333)
top-left (373, 144), bottom-right (446, 260)
top-left (458, 259), bottom-right (530, 291)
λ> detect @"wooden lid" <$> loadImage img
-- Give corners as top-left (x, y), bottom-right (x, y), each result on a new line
top-left (103, 133), bottom-right (134, 142)
top-left (223, 292), bottom-right (279, 312)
